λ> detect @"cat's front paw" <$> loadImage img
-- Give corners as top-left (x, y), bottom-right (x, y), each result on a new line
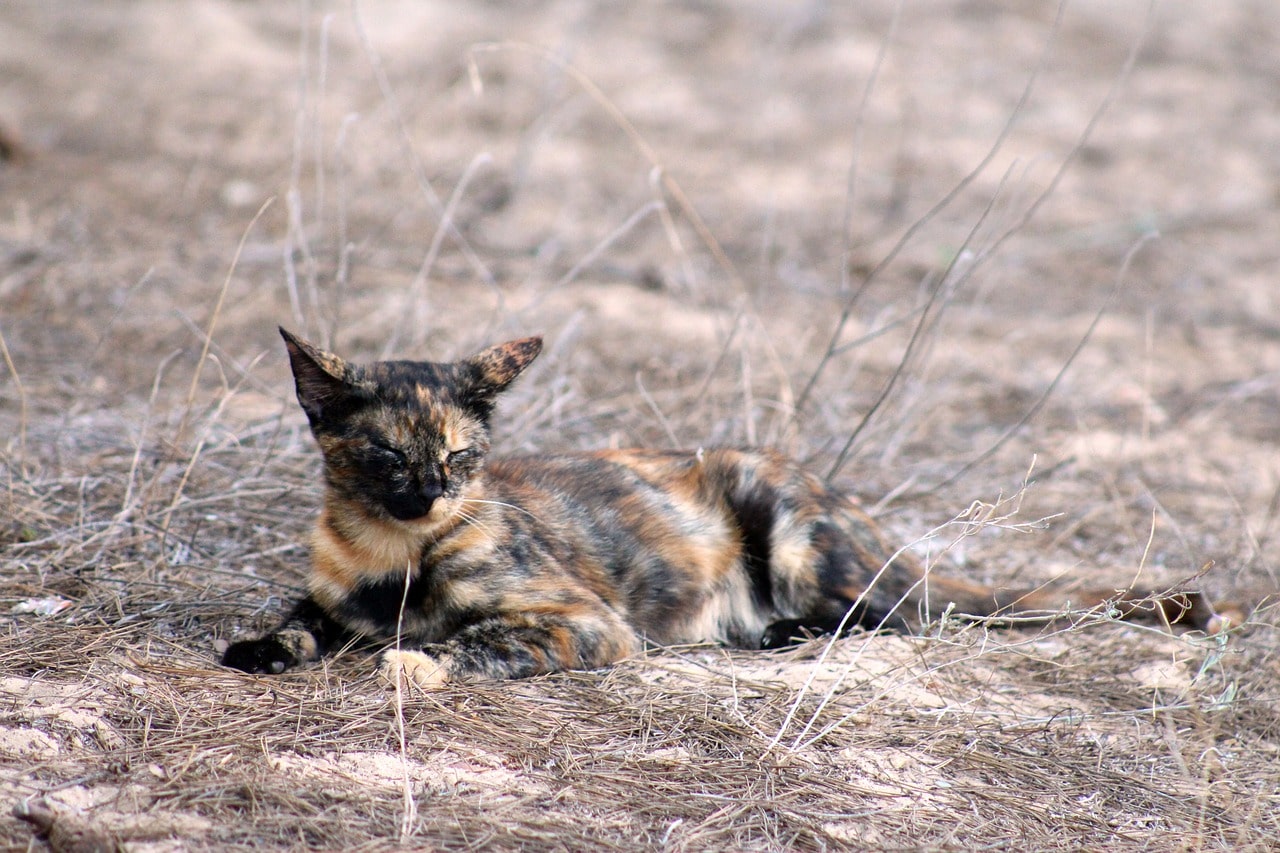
top-left (222, 636), bottom-right (298, 674)
top-left (760, 619), bottom-right (818, 650)
top-left (381, 649), bottom-right (450, 689)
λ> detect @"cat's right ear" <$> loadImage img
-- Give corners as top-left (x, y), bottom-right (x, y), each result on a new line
top-left (279, 327), bottom-right (361, 424)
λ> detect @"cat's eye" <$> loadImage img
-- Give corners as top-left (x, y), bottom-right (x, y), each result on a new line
top-left (447, 448), bottom-right (478, 464)
top-left (367, 442), bottom-right (407, 466)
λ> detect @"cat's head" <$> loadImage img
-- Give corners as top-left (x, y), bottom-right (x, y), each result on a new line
top-left (278, 327), bottom-right (542, 529)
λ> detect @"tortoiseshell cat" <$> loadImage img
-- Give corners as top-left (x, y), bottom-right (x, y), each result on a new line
top-left (222, 329), bottom-right (1227, 688)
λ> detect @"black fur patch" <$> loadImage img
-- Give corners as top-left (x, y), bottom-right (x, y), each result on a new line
top-left (727, 484), bottom-right (776, 609)
top-left (346, 571), bottom-right (431, 627)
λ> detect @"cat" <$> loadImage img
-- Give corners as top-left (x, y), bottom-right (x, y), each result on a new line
top-left (221, 328), bottom-right (1231, 688)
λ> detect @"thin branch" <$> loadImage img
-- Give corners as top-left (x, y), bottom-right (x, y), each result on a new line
top-left (795, 0), bottom-right (1070, 417)
top-left (467, 41), bottom-right (746, 298)
top-left (921, 231), bottom-right (1157, 495)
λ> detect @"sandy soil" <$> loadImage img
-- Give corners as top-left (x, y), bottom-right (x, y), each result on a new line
top-left (1, 1), bottom-right (1277, 849)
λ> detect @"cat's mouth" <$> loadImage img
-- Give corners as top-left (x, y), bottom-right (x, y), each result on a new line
top-left (380, 481), bottom-right (448, 523)
top-left (388, 499), bottom-right (458, 533)
top-left (381, 491), bottom-right (442, 522)
top-left (386, 503), bottom-right (433, 522)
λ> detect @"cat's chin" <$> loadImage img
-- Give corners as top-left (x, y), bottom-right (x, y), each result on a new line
top-left (394, 504), bottom-right (461, 538)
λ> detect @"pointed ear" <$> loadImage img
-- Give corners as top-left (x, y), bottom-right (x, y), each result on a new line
top-left (279, 327), bottom-right (362, 424)
top-left (460, 336), bottom-right (543, 402)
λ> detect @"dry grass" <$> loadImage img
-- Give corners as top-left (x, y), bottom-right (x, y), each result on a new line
top-left (3, 1), bottom-right (1279, 850)
top-left (3, 529), bottom-right (1278, 851)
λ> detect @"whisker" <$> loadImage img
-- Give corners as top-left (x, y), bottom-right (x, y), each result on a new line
top-left (450, 507), bottom-right (502, 545)
top-left (461, 498), bottom-right (541, 523)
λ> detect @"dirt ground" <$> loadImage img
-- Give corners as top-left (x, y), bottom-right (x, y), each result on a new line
top-left (1, 1), bottom-right (1278, 849)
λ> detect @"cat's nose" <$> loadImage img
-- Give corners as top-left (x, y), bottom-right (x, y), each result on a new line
top-left (418, 481), bottom-right (443, 505)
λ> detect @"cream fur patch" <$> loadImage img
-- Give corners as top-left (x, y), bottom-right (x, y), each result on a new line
top-left (275, 629), bottom-right (319, 663)
top-left (381, 649), bottom-right (450, 689)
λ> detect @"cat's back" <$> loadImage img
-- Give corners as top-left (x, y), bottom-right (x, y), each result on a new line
top-left (482, 446), bottom-right (797, 512)
top-left (479, 447), bottom-right (818, 586)
top-left (483, 448), bottom-right (722, 527)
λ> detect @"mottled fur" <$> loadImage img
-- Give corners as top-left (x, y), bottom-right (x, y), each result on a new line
top-left (222, 329), bottom-right (1227, 687)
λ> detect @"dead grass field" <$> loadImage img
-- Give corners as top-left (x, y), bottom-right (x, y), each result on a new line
top-left (2, 1), bottom-right (1278, 849)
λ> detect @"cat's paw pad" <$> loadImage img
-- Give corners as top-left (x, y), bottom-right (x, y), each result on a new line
top-left (381, 649), bottom-right (449, 689)
top-left (222, 637), bottom-right (296, 674)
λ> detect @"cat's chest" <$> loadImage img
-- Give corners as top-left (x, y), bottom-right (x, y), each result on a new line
top-left (327, 550), bottom-right (504, 641)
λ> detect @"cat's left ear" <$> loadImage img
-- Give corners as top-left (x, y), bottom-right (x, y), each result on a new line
top-left (460, 336), bottom-right (543, 402)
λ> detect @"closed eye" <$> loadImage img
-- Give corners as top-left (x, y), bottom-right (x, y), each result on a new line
top-left (367, 441), bottom-right (408, 467)
top-left (447, 447), bottom-right (479, 464)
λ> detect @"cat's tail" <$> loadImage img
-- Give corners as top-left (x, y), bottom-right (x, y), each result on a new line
top-left (823, 496), bottom-right (1244, 636)
top-left (875, 553), bottom-right (1244, 636)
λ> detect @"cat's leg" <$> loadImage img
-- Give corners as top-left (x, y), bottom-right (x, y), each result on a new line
top-left (723, 473), bottom-right (898, 648)
top-left (760, 611), bottom-right (866, 650)
top-left (381, 609), bottom-right (640, 688)
top-left (761, 501), bottom-right (929, 645)
top-left (222, 595), bottom-right (352, 674)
